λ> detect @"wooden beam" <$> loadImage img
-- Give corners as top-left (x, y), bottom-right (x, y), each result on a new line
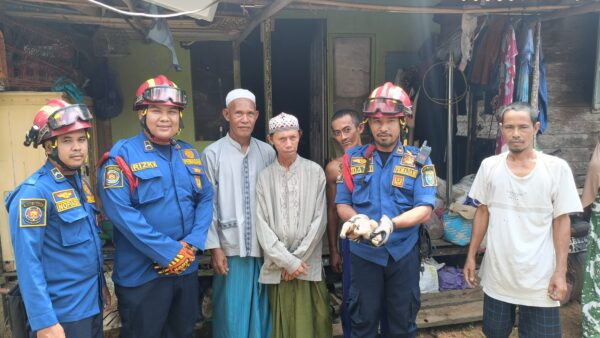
top-left (262, 18), bottom-right (273, 134)
top-left (295, 0), bottom-right (571, 14)
top-left (221, 0), bottom-right (574, 14)
top-left (235, 0), bottom-right (294, 44)
top-left (121, 0), bottom-right (148, 38)
top-left (541, 1), bottom-right (600, 21)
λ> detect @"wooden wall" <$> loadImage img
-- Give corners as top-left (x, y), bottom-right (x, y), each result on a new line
top-left (537, 14), bottom-right (598, 187)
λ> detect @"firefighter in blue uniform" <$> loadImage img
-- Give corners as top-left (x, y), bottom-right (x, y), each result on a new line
top-left (5, 99), bottom-right (106, 338)
top-left (97, 75), bottom-right (213, 338)
top-left (336, 82), bottom-right (437, 338)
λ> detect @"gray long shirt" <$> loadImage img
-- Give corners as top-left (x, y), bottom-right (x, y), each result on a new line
top-left (256, 156), bottom-right (327, 284)
top-left (201, 134), bottom-right (276, 257)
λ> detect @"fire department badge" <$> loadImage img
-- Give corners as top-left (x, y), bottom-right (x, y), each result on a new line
top-left (392, 175), bottom-right (405, 188)
top-left (19, 199), bottom-right (47, 227)
top-left (400, 151), bottom-right (416, 167)
top-left (421, 165), bottom-right (437, 187)
top-left (103, 165), bottom-right (124, 189)
top-left (181, 148), bottom-right (202, 165)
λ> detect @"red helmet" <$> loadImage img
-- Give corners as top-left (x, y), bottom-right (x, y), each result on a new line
top-left (134, 75), bottom-right (187, 111)
top-left (26, 99), bottom-right (93, 148)
top-left (363, 82), bottom-right (412, 118)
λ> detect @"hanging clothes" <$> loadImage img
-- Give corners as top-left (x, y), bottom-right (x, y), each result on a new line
top-left (515, 23), bottom-right (534, 102)
top-left (459, 14), bottom-right (479, 72)
top-left (537, 42), bottom-right (548, 134)
top-left (495, 24), bottom-right (518, 154)
top-left (469, 17), bottom-right (508, 86)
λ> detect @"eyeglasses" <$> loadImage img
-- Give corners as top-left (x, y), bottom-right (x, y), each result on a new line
top-left (138, 87), bottom-right (187, 106)
top-left (363, 97), bottom-right (406, 114)
top-left (47, 104), bottom-right (93, 130)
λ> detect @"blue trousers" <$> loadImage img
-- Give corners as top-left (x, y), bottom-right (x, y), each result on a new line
top-left (115, 272), bottom-right (198, 338)
top-left (348, 244), bottom-right (420, 338)
top-left (30, 313), bottom-right (103, 338)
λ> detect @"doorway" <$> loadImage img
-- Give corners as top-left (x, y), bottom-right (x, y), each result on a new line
top-left (240, 19), bottom-right (327, 165)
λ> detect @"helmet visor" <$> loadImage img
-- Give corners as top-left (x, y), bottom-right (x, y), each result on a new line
top-left (141, 87), bottom-right (187, 106)
top-left (47, 104), bottom-right (93, 130)
top-left (363, 97), bottom-right (405, 115)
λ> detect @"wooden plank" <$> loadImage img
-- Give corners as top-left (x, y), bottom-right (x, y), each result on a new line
top-left (421, 287), bottom-right (484, 309)
top-left (0, 92), bottom-right (59, 270)
top-left (431, 239), bottom-right (469, 256)
top-left (417, 299), bottom-right (483, 328)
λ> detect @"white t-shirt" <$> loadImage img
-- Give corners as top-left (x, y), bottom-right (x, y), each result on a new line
top-left (469, 151), bottom-right (583, 307)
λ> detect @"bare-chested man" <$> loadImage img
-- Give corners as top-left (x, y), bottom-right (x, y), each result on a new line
top-left (324, 109), bottom-right (364, 338)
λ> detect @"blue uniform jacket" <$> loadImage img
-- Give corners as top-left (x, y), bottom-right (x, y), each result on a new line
top-left (4, 161), bottom-right (103, 331)
top-left (336, 141), bottom-right (437, 266)
top-left (97, 131), bottom-right (214, 287)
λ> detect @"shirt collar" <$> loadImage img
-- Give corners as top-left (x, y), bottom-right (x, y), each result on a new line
top-left (226, 133), bottom-right (251, 155)
top-left (276, 155), bottom-right (300, 172)
top-left (44, 161), bottom-right (67, 182)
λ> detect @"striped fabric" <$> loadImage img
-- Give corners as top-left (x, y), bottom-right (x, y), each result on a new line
top-left (211, 256), bottom-right (271, 338)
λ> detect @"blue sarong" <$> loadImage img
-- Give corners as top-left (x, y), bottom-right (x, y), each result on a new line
top-left (212, 256), bottom-right (271, 338)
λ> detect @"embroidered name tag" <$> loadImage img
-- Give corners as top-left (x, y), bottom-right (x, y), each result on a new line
top-left (103, 165), bottom-right (124, 189)
top-left (131, 161), bottom-right (158, 172)
top-left (351, 166), bottom-right (365, 175)
top-left (394, 165), bottom-right (418, 178)
top-left (20, 199), bottom-right (47, 227)
top-left (183, 158), bottom-right (202, 166)
top-left (392, 175), bottom-right (405, 188)
top-left (52, 189), bottom-right (82, 212)
top-left (421, 165), bottom-right (437, 187)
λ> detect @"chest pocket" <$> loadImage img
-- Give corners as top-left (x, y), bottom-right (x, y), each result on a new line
top-left (184, 165), bottom-right (204, 194)
top-left (57, 206), bottom-right (92, 246)
top-left (392, 173), bottom-right (416, 201)
top-left (352, 173), bottom-right (372, 206)
top-left (132, 168), bottom-right (164, 204)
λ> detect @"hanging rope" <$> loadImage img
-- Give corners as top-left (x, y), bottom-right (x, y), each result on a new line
top-left (421, 60), bottom-right (468, 106)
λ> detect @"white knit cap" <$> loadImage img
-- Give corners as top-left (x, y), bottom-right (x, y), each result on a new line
top-left (269, 112), bottom-right (300, 134)
top-left (225, 89), bottom-right (256, 107)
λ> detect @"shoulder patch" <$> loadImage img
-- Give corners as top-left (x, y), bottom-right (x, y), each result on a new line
top-left (19, 199), bottom-right (47, 227)
top-left (103, 165), bottom-right (124, 189)
top-left (421, 165), bottom-right (438, 187)
top-left (130, 161), bottom-right (158, 172)
top-left (52, 189), bottom-right (82, 212)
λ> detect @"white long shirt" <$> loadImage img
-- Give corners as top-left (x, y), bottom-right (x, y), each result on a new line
top-left (256, 156), bottom-right (327, 284)
top-left (201, 134), bottom-right (276, 257)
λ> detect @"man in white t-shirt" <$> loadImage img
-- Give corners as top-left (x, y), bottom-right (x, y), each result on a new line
top-left (463, 102), bottom-right (582, 337)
